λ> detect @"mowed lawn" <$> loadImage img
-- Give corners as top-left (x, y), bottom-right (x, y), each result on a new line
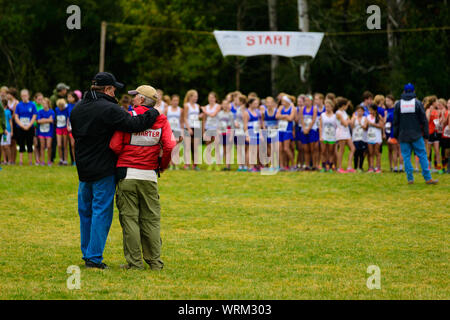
top-left (0, 151), bottom-right (449, 299)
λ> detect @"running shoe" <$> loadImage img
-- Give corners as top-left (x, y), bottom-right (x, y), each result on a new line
top-left (337, 168), bottom-right (347, 173)
top-left (320, 168), bottom-right (326, 173)
top-left (367, 168), bottom-right (374, 173)
top-left (346, 168), bottom-right (356, 173)
top-left (375, 169), bottom-right (382, 173)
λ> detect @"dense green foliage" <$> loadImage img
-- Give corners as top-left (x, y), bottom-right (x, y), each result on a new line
top-left (0, 0), bottom-right (448, 104)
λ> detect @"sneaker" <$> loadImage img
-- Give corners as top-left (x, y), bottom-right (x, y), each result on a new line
top-left (408, 180), bottom-right (414, 185)
top-left (425, 179), bottom-right (438, 185)
top-left (346, 168), bottom-right (356, 173)
top-left (193, 166), bottom-right (200, 171)
top-left (320, 168), bottom-right (326, 173)
top-left (337, 168), bottom-right (347, 173)
top-left (85, 260), bottom-right (109, 270)
top-left (35, 161), bottom-right (40, 166)
top-left (414, 168), bottom-right (419, 173)
top-left (250, 167), bottom-right (259, 172)
top-left (357, 169), bottom-right (363, 173)
top-left (375, 169), bottom-right (382, 173)
top-left (40, 162), bottom-right (45, 166)
top-left (47, 162), bottom-right (53, 167)
top-left (183, 165), bottom-right (190, 170)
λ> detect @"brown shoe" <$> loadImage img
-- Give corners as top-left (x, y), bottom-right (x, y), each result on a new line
top-left (426, 179), bottom-right (438, 185)
top-left (408, 181), bottom-right (414, 185)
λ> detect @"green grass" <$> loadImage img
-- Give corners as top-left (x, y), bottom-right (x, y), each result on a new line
top-left (0, 148), bottom-right (449, 300)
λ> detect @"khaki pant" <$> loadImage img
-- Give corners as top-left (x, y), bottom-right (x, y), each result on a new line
top-left (116, 179), bottom-right (164, 270)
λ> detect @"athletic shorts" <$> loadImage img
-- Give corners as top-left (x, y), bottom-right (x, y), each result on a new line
top-left (279, 131), bottom-right (293, 142)
top-left (1, 131), bottom-right (11, 146)
top-left (295, 126), bottom-right (302, 141)
top-left (249, 133), bottom-right (259, 145)
top-left (323, 140), bottom-right (336, 145)
top-left (221, 134), bottom-right (234, 146)
top-left (56, 127), bottom-right (68, 136)
top-left (299, 129), bottom-right (319, 144)
top-left (353, 140), bottom-right (368, 151)
top-left (38, 136), bottom-right (52, 140)
top-left (428, 132), bottom-right (441, 143)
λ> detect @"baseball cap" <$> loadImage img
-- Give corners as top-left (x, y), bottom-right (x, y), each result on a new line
top-left (128, 85), bottom-right (158, 101)
top-left (56, 83), bottom-right (70, 91)
top-left (404, 83), bottom-right (415, 93)
top-left (92, 72), bottom-right (124, 89)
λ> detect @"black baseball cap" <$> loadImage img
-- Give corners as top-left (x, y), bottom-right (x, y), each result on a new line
top-left (92, 72), bottom-right (124, 89)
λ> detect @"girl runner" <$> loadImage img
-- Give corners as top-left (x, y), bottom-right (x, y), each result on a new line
top-left (167, 94), bottom-right (183, 170)
top-left (262, 96), bottom-right (279, 170)
top-left (299, 95), bottom-right (319, 170)
top-left (55, 98), bottom-right (69, 165)
top-left (33, 93), bottom-right (44, 165)
top-left (385, 94), bottom-right (403, 172)
top-left (319, 99), bottom-right (337, 172)
top-left (183, 89), bottom-right (201, 170)
top-left (366, 104), bottom-right (384, 173)
top-left (66, 91), bottom-right (79, 165)
top-left (234, 95), bottom-right (248, 171)
top-left (441, 100), bottom-right (450, 173)
top-left (276, 95), bottom-right (296, 171)
top-left (37, 98), bottom-right (55, 166)
top-left (314, 93), bottom-right (326, 169)
top-left (1, 100), bottom-right (13, 164)
top-left (14, 89), bottom-right (37, 165)
top-left (335, 97), bottom-right (356, 173)
top-left (295, 94), bottom-right (306, 169)
top-left (6, 88), bottom-right (19, 164)
top-left (202, 92), bottom-right (221, 171)
top-left (243, 98), bottom-right (263, 172)
top-left (217, 99), bottom-right (235, 170)
top-left (426, 96), bottom-right (441, 172)
top-left (351, 105), bottom-right (368, 172)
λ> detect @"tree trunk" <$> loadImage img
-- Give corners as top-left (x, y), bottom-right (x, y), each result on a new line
top-left (268, 0), bottom-right (278, 97)
top-left (298, 0), bottom-right (310, 92)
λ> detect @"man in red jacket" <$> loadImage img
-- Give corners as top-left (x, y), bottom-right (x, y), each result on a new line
top-left (110, 85), bottom-right (176, 270)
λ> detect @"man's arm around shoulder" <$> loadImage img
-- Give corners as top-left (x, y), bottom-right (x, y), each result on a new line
top-left (104, 103), bottom-right (160, 133)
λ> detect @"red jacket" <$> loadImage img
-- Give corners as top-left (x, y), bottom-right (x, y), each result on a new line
top-left (109, 106), bottom-right (176, 171)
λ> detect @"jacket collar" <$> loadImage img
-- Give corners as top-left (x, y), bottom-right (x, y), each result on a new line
top-left (401, 92), bottom-right (416, 100)
top-left (83, 90), bottom-right (118, 103)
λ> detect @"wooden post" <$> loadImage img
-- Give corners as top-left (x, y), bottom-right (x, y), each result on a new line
top-left (99, 21), bottom-right (107, 72)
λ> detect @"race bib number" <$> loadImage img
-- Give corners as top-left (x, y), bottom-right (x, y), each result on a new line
top-left (278, 120), bottom-right (288, 132)
top-left (323, 124), bottom-right (335, 141)
top-left (189, 114), bottom-right (200, 129)
top-left (252, 121), bottom-right (260, 132)
top-left (235, 121), bottom-right (244, 136)
top-left (40, 123), bottom-right (50, 133)
top-left (367, 127), bottom-right (377, 142)
top-left (304, 116), bottom-right (312, 128)
top-left (443, 125), bottom-right (450, 138)
top-left (169, 117), bottom-right (180, 130)
top-left (130, 128), bottom-right (162, 146)
top-left (353, 127), bottom-right (364, 141)
top-left (20, 117), bottom-right (30, 127)
top-left (219, 120), bottom-right (228, 131)
top-left (57, 115), bottom-right (66, 127)
top-left (385, 122), bottom-right (391, 134)
top-left (268, 126), bottom-right (278, 138)
top-left (400, 99), bottom-right (415, 114)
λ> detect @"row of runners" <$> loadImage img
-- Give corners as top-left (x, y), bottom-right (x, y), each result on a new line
top-left (144, 90), bottom-right (450, 173)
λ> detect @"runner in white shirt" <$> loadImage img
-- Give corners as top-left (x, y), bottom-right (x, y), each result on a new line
top-left (319, 99), bottom-right (337, 172)
top-left (351, 105), bottom-right (369, 172)
top-left (366, 104), bottom-right (384, 173)
top-left (335, 98), bottom-right (356, 173)
top-left (183, 89), bottom-right (201, 170)
top-left (202, 92), bottom-right (221, 171)
top-left (167, 94), bottom-right (183, 170)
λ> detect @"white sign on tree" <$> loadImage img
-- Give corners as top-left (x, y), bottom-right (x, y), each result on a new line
top-left (213, 31), bottom-right (324, 58)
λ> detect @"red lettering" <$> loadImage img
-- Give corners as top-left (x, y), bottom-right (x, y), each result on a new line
top-left (274, 35), bottom-right (282, 45)
top-left (264, 35), bottom-right (273, 45)
top-left (246, 36), bottom-right (255, 46)
top-left (285, 35), bottom-right (291, 46)
top-left (257, 35), bottom-right (264, 45)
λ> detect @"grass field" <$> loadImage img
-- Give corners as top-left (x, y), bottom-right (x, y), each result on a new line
top-left (0, 148), bottom-right (449, 300)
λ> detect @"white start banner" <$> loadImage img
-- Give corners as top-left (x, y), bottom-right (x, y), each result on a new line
top-left (213, 30), bottom-right (324, 58)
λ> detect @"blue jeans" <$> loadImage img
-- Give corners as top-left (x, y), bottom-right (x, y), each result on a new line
top-left (78, 175), bottom-right (115, 264)
top-left (400, 137), bottom-right (432, 182)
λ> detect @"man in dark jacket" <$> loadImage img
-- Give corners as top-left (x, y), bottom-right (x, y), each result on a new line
top-left (70, 72), bottom-right (160, 269)
top-left (393, 83), bottom-right (438, 185)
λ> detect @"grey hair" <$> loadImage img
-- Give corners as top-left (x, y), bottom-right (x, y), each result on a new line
top-left (138, 94), bottom-right (156, 107)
